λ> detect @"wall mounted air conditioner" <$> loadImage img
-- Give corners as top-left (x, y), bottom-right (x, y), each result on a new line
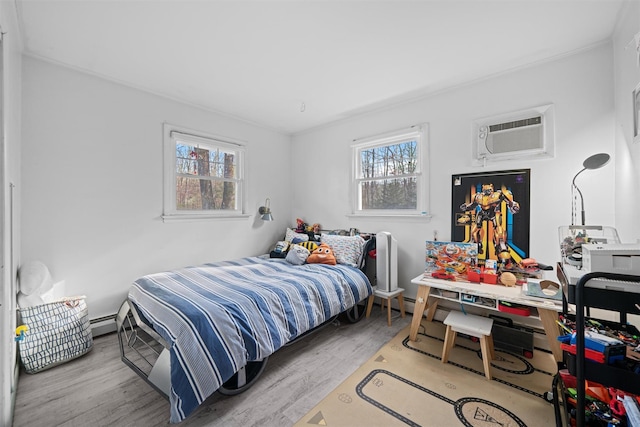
top-left (472, 104), bottom-right (555, 164)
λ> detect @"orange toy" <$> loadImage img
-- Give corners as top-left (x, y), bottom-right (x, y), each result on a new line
top-left (306, 243), bottom-right (337, 265)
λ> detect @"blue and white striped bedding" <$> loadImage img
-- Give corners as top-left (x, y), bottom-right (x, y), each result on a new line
top-left (128, 256), bottom-right (372, 423)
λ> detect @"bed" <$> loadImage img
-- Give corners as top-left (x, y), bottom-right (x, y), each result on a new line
top-left (116, 253), bottom-right (373, 423)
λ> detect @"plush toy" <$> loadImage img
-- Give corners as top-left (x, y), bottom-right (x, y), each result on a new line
top-left (306, 243), bottom-right (337, 265)
top-left (305, 223), bottom-right (321, 234)
top-left (295, 218), bottom-right (307, 233)
top-left (297, 241), bottom-right (318, 252)
top-left (285, 244), bottom-right (310, 265)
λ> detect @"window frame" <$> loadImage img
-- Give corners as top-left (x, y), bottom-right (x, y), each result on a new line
top-left (351, 124), bottom-right (430, 218)
top-left (162, 123), bottom-right (248, 222)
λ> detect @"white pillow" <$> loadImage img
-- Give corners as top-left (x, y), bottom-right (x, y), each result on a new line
top-left (320, 234), bottom-right (365, 267)
top-left (285, 245), bottom-right (310, 265)
top-left (285, 227), bottom-right (309, 243)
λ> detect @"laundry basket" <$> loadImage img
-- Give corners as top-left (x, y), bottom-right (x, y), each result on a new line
top-left (17, 296), bottom-right (93, 373)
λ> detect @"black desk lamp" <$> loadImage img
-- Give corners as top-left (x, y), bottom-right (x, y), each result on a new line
top-left (571, 153), bottom-right (610, 225)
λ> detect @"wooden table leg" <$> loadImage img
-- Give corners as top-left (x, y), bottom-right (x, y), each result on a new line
top-left (397, 293), bottom-right (406, 318)
top-left (425, 297), bottom-right (439, 322)
top-left (538, 307), bottom-right (562, 363)
top-left (409, 285), bottom-right (431, 341)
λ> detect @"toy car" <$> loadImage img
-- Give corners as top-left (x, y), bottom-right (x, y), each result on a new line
top-left (445, 261), bottom-right (467, 274)
top-left (431, 271), bottom-right (455, 281)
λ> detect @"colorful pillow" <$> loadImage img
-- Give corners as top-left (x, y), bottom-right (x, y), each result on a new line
top-left (320, 234), bottom-right (365, 267)
top-left (306, 243), bottom-right (337, 265)
top-left (285, 227), bottom-right (309, 243)
top-left (285, 245), bottom-right (310, 265)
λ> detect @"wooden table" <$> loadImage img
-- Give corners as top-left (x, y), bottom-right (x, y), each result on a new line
top-left (409, 274), bottom-right (564, 362)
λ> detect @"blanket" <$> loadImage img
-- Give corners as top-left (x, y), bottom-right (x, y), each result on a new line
top-left (128, 256), bottom-right (372, 423)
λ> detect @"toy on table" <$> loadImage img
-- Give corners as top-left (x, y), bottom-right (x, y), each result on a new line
top-left (499, 271), bottom-right (517, 287)
top-left (424, 241), bottom-right (477, 281)
top-left (500, 257), bottom-right (551, 281)
top-left (431, 271), bottom-right (455, 280)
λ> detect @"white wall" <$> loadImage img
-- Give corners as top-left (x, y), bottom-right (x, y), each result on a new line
top-left (613, 1), bottom-right (640, 244)
top-left (0, 1), bottom-right (22, 424)
top-left (20, 33), bottom-right (625, 319)
top-left (21, 57), bottom-right (292, 319)
top-left (292, 43), bottom-right (617, 300)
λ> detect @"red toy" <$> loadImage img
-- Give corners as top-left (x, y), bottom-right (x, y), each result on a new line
top-left (432, 271), bottom-right (455, 281)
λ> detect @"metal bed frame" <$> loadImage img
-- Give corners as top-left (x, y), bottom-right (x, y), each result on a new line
top-left (116, 297), bottom-right (367, 399)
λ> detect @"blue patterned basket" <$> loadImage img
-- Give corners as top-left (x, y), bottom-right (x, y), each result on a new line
top-left (18, 297), bottom-right (93, 373)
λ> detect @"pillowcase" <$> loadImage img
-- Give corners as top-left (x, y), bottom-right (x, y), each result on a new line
top-left (285, 245), bottom-right (310, 265)
top-left (285, 227), bottom-right (309, 243)
top-left (306, 243), bottom-right (337, 265)
top-left (320, 234), bottom-right (366, 267)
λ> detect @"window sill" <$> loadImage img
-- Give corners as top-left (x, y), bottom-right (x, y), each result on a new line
top-left (346, 213), bottom-right (432, 220)
top-left (162, 213), bottom-right (252, 223)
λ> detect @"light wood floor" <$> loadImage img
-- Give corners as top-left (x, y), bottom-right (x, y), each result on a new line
top-left (13, 307), bottom-right (410, 427)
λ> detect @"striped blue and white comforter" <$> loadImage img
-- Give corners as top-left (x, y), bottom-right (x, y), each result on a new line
top-left (128, 256), bottom-right (372, 423)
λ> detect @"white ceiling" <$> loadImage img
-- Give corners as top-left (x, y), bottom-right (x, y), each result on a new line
top-left (16, 0), bottom-right (626, 135)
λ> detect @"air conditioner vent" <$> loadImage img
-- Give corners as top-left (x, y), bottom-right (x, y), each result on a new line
top-left (472, 105), bottom-right (554, 164)
top-left (489, 116), bottom-right (541, 133)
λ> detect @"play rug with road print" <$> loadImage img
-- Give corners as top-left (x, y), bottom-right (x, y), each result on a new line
top-left (296, 320), bottom-right (557, 426)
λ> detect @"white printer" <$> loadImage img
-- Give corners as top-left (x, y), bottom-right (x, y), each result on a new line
top-left (582, 243), bottom-right (640, 276)
top-left (561, 243), bottom-right (640, 293)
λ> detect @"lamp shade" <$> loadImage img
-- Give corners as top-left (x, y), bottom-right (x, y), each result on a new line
top-left (582, 153), bottom-right (610, 170)
top-left (571, 153), bottom-right (610, 225)
top-left (258, 198), bottom-right (273, 221)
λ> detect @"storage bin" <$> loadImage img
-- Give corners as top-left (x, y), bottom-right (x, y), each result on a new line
top-left (17, 296), bottom-right (93, 373)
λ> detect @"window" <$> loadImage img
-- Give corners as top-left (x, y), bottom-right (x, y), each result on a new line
top-left (352, 125), bottom-right (428, 216)
top-left (163, 124), bottom-right (245, 221)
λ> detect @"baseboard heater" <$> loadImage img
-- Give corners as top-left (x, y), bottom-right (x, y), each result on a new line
top-left (90, 314), bottom-right (117, 337)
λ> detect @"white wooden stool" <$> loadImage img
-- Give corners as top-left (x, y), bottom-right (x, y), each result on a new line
top-left (441, 310), bottom-right (495, 380)
top-left (365, 288), bottom-right (405, 326)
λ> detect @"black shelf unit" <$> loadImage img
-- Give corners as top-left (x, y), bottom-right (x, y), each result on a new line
top-left (561, 271), bottom-right (640, 427)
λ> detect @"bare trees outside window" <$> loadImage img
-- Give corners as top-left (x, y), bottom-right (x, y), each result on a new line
top-left (175, 143), bottom-right (237, 210)
top-left (353, 126), bottom-right (427, 215)
top-left (163, 124), bottom-right (244, 220)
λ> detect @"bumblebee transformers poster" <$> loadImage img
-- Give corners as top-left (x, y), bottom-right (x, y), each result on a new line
top-left (451, 169), bottom-right (530, 266)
